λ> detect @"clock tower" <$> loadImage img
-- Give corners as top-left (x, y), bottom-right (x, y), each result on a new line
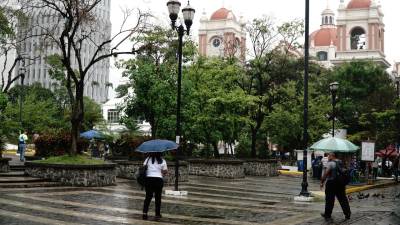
top-left (198, 7), bottom-right (246, 60)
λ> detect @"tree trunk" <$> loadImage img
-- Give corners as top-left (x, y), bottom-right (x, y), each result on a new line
top-left (212, 142), bottom-right (220, 158)
top-left (69, 84), bottom-right (84, 155)
top-left (250, 127), bottom-right (257, 158)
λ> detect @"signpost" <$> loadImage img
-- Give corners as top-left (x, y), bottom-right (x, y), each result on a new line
top-left (362, 142), bottom-right (375, 184)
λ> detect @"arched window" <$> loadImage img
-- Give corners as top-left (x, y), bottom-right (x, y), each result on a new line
top-left (325, 16), bottom-right (328, 24)
top-left (350, 27), bottom-right (366, 50)
top-left (317, 51), bottom-right (328, 61)
top-left (329, 16), bottom-right (333, 24)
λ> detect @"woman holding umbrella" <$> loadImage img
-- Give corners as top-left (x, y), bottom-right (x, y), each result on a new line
top-left (137, 140), bottom-right (178, 221)
top-left (142, 152), bottom-right (168, 220)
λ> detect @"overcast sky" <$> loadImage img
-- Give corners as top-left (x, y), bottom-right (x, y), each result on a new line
top-left (108, 0), bottom-right (400, 99)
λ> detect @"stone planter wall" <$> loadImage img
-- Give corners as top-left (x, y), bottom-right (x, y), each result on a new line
top-left (0, 158), bottom-right (11, 173)
top-left (114, 160), bottom-right (189, 185)
top-left (243, 159), bottom-right (279, 176)
top-left (25, 162), bottom-right (116, 187)
top-left (188, 159), bottom-right (245, 179)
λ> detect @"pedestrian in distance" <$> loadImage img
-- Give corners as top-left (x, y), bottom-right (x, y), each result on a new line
top-left (320, 152), bottom-right (351, 220)
top-left (18, 131), bottom-right (28, 162)
top-left (142, 152), bottom-right (168, 221)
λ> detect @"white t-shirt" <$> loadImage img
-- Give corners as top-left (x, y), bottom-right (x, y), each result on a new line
top-left (144, 157), bottom-right (168, 178)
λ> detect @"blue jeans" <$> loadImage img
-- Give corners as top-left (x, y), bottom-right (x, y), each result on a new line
top-left (19, 143), bottom-right (26, 161)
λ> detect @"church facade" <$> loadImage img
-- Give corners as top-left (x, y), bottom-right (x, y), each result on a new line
top-left (198, 7), bottom-right (247, 61)
top-left (310, 0), bottom-right (390, 68)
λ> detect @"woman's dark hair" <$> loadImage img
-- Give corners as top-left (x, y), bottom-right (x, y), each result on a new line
top-left (149, 152), bottom-right (163, 164)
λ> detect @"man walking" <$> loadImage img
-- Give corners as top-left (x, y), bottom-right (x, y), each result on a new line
top-left (18, 131), bottom-right (28, 162)
top-left (320, 152), bottom-right (351, 220)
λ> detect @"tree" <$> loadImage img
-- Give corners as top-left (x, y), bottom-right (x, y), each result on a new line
top-left (330, 61), bottom-right (397, 146)
top-left (0, 1), bottom-right (32, 93)
top-left (2, 84), bottom-right (103, 139)
top-left (119, 25), bottom-right (196, 139)
top-left (183, 57), bottom-right (254, 157)
top-left (18, 0), bottom-right (151, 154)
top-left (243, 17), bottom-right (304, 157)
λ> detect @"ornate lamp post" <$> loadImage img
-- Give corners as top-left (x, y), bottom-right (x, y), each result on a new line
top-left (18, 67), bottom-right (26, 126)
top-left (167, 0), bottom-right (195, 192)
top-left (300, 0), bottom-right (311, 198)
top-left (329, 82), bottom-right (339, 137)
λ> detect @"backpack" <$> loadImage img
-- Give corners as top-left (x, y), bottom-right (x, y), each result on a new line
top-left (335, 161), bottom-right (350, 186)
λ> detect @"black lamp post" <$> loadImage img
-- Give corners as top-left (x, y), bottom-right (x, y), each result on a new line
top-left (329, 82), bottom-right (339, 138)
top-left (300, 0), bottom-right (310, 197)
top-left (395, 75), bottom-right (400, 98)
top-left (18, 67), bottom-right (26, 126)
top-left (167, 0), bottom-right (195, 192)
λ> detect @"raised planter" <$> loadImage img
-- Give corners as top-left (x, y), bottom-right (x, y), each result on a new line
top-left (0, 158), bottom-right (11, 173)
top-left (24, 161), bottom-right (116, 187)
top-left (113, 160), bottom-right (189, 185)
top-left (187, 159), bottom-right (245, 179)
top-left (243, 159), bottom-right (279, 176)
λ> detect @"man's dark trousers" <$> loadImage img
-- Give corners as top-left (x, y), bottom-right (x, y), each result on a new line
top-left (324, 180), bottom-right (351, 217)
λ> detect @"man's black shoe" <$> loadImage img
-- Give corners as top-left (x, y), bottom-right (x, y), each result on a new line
top-left (321, 213), bottom-right (331, 220)
top-left (345, 214), bottom-right (351, 220)
top-left (142, 213), bottom-right (148, 220)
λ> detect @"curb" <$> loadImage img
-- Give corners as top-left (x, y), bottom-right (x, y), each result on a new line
top-left (346, 181), bottom-right (398, 194)
top-left (278, 170), bottom-right (303, 176)
top-left (311, 181), bottom-right (398, 198)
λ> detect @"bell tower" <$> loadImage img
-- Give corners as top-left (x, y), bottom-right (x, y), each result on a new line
top-left (332, 0), bottom-right (389, 67)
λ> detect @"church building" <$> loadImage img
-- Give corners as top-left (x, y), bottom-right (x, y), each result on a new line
top-left (310, 0), bottom-right (390, 68)
top-left (198, 7), bottom-right (247, 61)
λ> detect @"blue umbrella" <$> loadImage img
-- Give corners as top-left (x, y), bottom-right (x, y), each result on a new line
top-left (136, 139), bottom-right (178, 153)
top-left (80, 130), bottom-right (104, 139)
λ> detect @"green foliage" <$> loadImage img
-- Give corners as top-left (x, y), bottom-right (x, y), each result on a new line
top-left (1, 84), bottom-right (103, 140)
top-left (34, 131), bottom-right (89, 157)
top-left (36, 155), bottom-right (105, 165)
top-left (330, 61), bottom-right (397, 146)
top-left (120, 25), bottom-right (197, 139)
top-left (109, 134), bottom-right (151, 159)
top-left (81, 97), bottom-right (103, 131)
top-left (183, 57), bottom-right (254, 157)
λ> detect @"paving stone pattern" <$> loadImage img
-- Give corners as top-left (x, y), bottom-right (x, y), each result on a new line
top-left (0, 172), bottom-right (399, 225)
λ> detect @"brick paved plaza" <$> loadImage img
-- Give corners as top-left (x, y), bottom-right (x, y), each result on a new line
top-left (0, 172), bottom-right (399, 225)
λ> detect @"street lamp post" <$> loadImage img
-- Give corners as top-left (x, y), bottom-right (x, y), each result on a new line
top-left (18, 67), bottom-right (26, 126)
top-left (167, 0), bottom-right (195, 192)
top-left (395, 76), bottom-right (400, 98)
top-left (330, 82), bottom-right (339, 138)
top-left (300, 0), bottom-right (310, 197)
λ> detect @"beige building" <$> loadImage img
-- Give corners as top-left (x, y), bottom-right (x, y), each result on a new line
top-left (310, 0), bottom-right (390, 68)
top-left (198, 7), bottom-right (246, 60)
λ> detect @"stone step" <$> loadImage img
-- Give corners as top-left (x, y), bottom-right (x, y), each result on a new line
top-left (0, 177), bottom-right (48, 183)
top-left (0, 181), bottom-right (62, 188)
top-left (0, 171), bottom-right (26, 177)
top-left (10, 165), bottom-right (26, 171)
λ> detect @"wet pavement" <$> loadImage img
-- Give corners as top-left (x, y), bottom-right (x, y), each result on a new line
top-left (0, 172), bottom-right (398, 225)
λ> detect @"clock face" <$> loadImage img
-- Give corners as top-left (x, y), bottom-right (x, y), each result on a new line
top-left (212, 38), bottom-right (221, 48)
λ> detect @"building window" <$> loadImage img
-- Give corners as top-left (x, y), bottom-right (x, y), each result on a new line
top-left (329, 16), bottom-right (333, 24)
top-left (350, 27), bottom-right (366, 50)
top-left (317, 51), bottom-right (328, 61)
top-left (107, 109), bottom-right (120, 123)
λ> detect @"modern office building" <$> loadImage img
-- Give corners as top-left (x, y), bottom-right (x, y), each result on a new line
top-left (14, 0), bottom-right (112, 103)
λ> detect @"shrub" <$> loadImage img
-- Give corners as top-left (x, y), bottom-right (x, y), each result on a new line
top-left (109, 134), bottom-right (151, 160)
top-left (34, 131), bottom-right (89, 157)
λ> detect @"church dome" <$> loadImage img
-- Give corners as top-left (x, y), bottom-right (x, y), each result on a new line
top-left (210, 8), bottom-right (236, 21)
top-left (310, 28), bottom-right (337, 47)
top-left (347, 0), bottom-right (371, 9)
